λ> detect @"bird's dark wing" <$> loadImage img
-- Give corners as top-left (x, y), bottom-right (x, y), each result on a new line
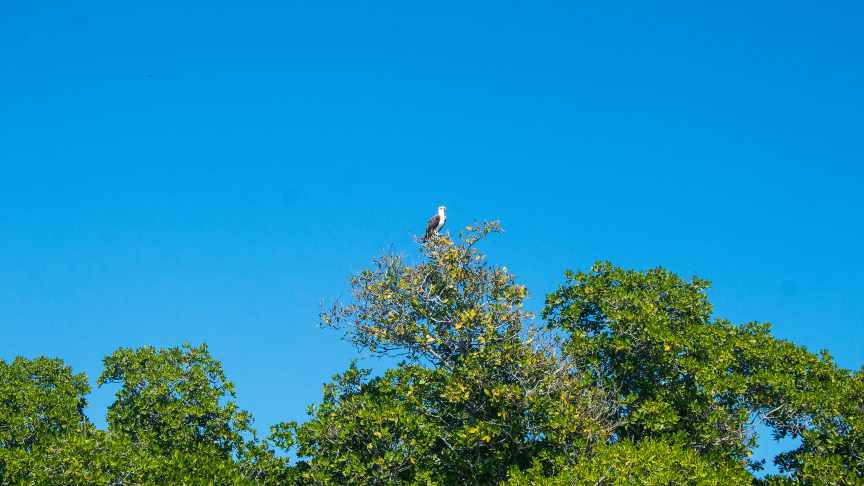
top-left (424, 214), bottom-right (441, 240)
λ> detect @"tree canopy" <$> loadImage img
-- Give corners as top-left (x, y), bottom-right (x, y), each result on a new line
top-left (1, 222), bottom-right (861, 485)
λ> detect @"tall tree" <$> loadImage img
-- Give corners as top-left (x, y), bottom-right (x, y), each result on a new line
top-left (277, 223), bottom-right (862, 485)
top-left (273, 223), bottom-right (620, 484)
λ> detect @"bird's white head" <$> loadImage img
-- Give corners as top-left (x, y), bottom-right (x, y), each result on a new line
top-left (438, 206), bottom-right (447, 214)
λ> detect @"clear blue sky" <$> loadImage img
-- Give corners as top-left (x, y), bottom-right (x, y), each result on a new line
top-left (1, 0), bottom-right (862, 475)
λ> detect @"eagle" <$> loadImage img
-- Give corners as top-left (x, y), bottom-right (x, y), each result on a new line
top-left (423, 206), bottom-right (447, 241)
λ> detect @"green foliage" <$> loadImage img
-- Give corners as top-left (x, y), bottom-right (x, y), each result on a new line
top-left (0, 346), bottom-right (287, 485)
top-left (98, 343), bottom-right (250, 454)
top-left (287, 224), bottom-right (861, 484)
top-left (543, 261), bottom-right (864, 484)
top-left (766, 360), bottom-right (864, 485)
top-left (0, 356), bottom-right (112, 484)
top-left (96, 343), bottom-right (285, 485)
top-left (2, 222), bottom-right (861, 484)
top-left (277, 224), bottom-right (620, 484)
top-left (507, 438), bottom-right (753, 485)
top-left (0, 356), bottom-right (89, 454)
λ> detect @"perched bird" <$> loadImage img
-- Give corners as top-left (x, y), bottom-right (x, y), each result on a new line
top-left (424, 206), bottom-right (447, 241)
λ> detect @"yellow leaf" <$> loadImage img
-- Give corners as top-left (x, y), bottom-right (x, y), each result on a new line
top-left (427, 337), bottom-right (436, 343)
top-left (468, 428), bottom-right (478, 434)
top-left (482, 435), bottom-right (491, 441)
top-left (455, 323), bottom-right (463, 330)
top-left (525, 338), bottom-right (534, 345)
top-left (664, 345), bottom-right (671, 351)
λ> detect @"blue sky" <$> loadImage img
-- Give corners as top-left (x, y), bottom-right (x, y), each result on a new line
top-left (1, 0), bottom-right (862, 475)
